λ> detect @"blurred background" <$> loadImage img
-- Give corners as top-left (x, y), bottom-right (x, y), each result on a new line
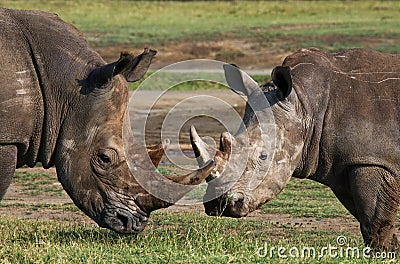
top-left (2, 0), bottom-right (399, 71)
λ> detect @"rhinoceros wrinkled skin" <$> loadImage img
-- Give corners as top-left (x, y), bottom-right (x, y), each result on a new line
top-left (191, 48), bottom-right (400, 250)
top-left (0, 8), bottom-right (215, 234)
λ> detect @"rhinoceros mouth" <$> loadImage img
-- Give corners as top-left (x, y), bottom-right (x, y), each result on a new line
top-left (100, 207), bottom-right (149, 234)
top-left (204, 192), bottom-right (251, 218)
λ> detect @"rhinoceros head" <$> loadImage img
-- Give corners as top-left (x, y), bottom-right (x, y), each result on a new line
top-left (191, 64), bottom-right (304, 217)
top-left (55, 49), bottom-right (215, 233)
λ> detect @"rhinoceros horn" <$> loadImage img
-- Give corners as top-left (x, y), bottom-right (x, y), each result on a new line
top-left (128, 142), bottom-right (216, 211)
top-left (147, 140), bottom-right (213, 184)
top-left (123, 118), bottom-right (215, 212)
top-left (190, 126), bottom-right (233, 181)
top-left (190, 66), bottom-right (260, 181)
top-left (146, 139), bottom-right (170, 167)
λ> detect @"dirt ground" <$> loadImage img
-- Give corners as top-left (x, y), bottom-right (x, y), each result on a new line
top-left (1, 166), bottom-right (360, 235)
top-left (95, 37), bottom-right (291, 73)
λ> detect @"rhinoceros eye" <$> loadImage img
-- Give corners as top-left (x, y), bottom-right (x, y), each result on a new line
top-left (96, 148), bottom-right (117, 169)
top-left (98, 153), bottom-right (111, 164)
top-left (259, 152), bottom-right (268, 161)
top-left (92, 148), bottom-right (119, 174)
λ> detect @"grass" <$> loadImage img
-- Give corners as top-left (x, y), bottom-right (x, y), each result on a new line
top-left (13, 171), bottom-right (64, 196)
top-left (0, 1), bottom-right (399, 53)
top-left (264, 178), bottom-right (349, 219)
top-left (2, 1), bottom-right (399, 92)
top-left (0, 202), bottom-right (79, 212)
top-left (0, 211), bottom-right (366, 263)
top-left (128, 71), bottom-right (269, 91)
top-left (3, 169), bottom-right (398, 262)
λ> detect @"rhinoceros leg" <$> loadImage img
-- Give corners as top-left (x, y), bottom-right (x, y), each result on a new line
top-left (331, 189), bottom-right (359, 221)
top-left (348, 166), bottom-right (400, 251)
top-left (0, 145), bottom-right (17, 200)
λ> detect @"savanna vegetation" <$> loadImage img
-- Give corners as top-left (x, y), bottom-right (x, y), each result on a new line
top-left (2, 0), bottom-right (399, 52)
top-left (0, 170), bottom-right (370, 263)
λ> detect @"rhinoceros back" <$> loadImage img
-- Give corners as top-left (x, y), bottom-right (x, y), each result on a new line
top-left (285, 48), bottom-right (400, 178)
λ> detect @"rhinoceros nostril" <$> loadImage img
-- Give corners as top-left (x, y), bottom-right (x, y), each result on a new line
top-left (116, 211), bottom-right (132, 231)
top-left (229, 192), bottom-right (244, 203)
top-left (233, 198), bottom-right (244, 207)
top-left (222, 192), bottom-right (250, 217)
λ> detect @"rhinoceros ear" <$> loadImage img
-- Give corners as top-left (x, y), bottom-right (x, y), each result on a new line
top-left (115, 48), bottom-right (157, 82)
top-left (87, 48), bottom-right (156, 89)
top-left (272, 66), bottom-right (292, 99)
top-left (223, 64), bottom-right (259, 97)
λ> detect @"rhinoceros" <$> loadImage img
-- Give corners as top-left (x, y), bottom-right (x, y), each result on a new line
top-left (0, 8), bottom-right (214, 234)
top-left (191, 47), bottom-right (400, 249)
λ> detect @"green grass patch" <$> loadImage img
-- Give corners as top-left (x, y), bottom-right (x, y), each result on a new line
top-left (0, 202), bottom-right (79, 212)
top-left (13, 171), bottom-right (64, 196)
top-left (154, 166), bottom-right (173, 176)
top-left (1, 1), bottom-right (399, 53)
top-left (128, 72), bottom-right (269, 91)
top-left (0, 211), bottom-right (370, 263)
top-left (263, 178), bottom-right (349, 219)
top-left (3, 170), bottom-right (399, 262)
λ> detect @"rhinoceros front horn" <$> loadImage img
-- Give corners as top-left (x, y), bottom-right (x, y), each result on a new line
top-left (123, 119), bottom-right (216, 212)
top-left (144, 160), bottom-right (216, 210)
top-left (190, 126), bottom-right (233, 182)
top-left (129, 141), bottom-right (216, 211)
top-left (190, 126), bottom-right (218, 167)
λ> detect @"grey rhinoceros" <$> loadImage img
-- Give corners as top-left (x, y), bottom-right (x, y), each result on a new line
top-left (191, 48), bottom-right (400, 250)
top-left (0, 8), bottom-right (214, 234)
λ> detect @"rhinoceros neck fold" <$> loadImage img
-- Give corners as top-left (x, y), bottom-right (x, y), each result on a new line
top-left (286, 69), bottom-right (330, 180)
top-left (33, 50), bottom-right (99, 168)
top-left (9, 8), bottom-right (104, 168)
